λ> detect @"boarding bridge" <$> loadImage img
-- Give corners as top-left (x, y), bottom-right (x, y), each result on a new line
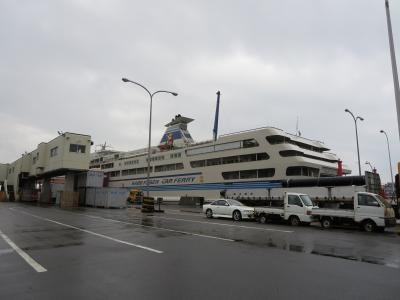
top-left (0, 132), bottom-right (92, 203)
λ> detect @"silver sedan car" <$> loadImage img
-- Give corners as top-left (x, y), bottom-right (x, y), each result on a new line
top-left (203, 199), bottom-right (255, 221)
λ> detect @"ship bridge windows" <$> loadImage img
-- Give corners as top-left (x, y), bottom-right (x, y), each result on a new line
top-left (186, 139), bottom-right (259, 156)
top-left (266, 135), bottom-right (325, 153)
top-left (286, 166), bottom-right (319, 177)
top-left (155, 163), bottom-right (184, 173)
top-left (222, 168), bottom-right (275, 180)
top-left (190, 152), bottom-right (269, 168)
top-left (279, 150), bottom-right (338, 163)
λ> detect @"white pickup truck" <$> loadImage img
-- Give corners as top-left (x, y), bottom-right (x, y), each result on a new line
top-left (254, 192), bottom-right (317, 226)
top-left (312, 192), bottom-right (396, 232)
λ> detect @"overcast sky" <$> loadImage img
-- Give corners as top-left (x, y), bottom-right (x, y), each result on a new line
top-left (1, 0), bottom-right (400, 183)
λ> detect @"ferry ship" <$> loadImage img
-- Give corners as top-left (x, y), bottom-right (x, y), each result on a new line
top-left (89, 114), bottom-right (351, 200)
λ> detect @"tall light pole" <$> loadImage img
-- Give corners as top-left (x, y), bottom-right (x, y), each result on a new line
top-left (385, 0), bottom-right (400, 140)
top-left (122, 78), bottom-right (178, 197)
top-left (345, 109), bottom-right (364, 176)
top-left (380, 129), bottom-right (395, 201)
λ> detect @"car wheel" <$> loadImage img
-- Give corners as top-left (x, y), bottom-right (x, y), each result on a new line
top-left (206, 209), bottom-right (213, 218)
top-left (289, 216), bottom-right (300, 226)
top-left (363, 220), bottom-right (376, 232)
top-left (321, 217), bottom-right (332, 229)
top-left (259, 214), bottom-right (267, 224)
top-left (233, 210), bottom-right (242, 221)
top-left (321, 218), bottom-right (332, 229)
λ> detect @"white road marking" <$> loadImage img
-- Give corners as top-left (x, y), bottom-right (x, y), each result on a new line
top-left (81, 213), bottom-right (235, 242)
top-left (10, 208), bottom-right (163, 254)
top-left (152, 215), bottom-right (294, 233)
top-left (0, 229), bottom-right (47, 273)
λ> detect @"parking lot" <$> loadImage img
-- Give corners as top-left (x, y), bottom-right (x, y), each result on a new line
top-left (1, 202), bottom-right (400, 299)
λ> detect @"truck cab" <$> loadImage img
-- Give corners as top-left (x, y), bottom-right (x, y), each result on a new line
top-left (285, 193), bottom-right (316, 225)
top-left (255, 192), bottom-right (316, 226)
top-left (354, 192), bottom-right (396, 231)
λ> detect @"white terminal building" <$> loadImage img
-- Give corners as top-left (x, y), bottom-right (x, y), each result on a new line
top-left (0, 132), bottom-right (92, 202)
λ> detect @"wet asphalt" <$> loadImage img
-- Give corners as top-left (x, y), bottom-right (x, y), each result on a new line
top-left (0, 202), bottom-right (400, 300)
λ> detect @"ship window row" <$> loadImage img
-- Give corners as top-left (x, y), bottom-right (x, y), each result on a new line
top-left (186, 139), bottom-right (259, 156)
top-left (190, 152), bottom-right (269, 168)
top-left (106, 171), bottom-right (120, 177)
top-left (222, 168), bottom-right (275, 180)
top-left (266, 135), bottom-right (325, 153)
top-left (124, 159), bottom-right (139, 166)
top-left (147, 155), bottom-right (165, 162)
top-left (286, 166), bottom-right (319, 177)
top-left (122, 167), bottom-right (152, 176)
top-left (91, 157), bottom-right (103, 164)
top-left (155, 163), bottom-right (184, 173)
top-left (170, 153), bottom-right (182, 159)
top-left (101, 163), bottom-right (114, 169)
top-left (279, 150), bottom-right (337, 163)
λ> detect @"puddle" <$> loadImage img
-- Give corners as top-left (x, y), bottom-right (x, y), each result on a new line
top-left (22, 241), bottom-right (83, 251)
top-left (0, 248), bottom-right (13, 256)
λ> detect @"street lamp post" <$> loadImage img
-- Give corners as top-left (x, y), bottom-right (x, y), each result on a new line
top-left (380, 129), bottom-right (395, 202)
top-left (122, 78), bottom-right (178, 197)
top-left (345, 109), bottom-right (364, 176)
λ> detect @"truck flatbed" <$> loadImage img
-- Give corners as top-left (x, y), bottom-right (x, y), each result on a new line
top-left (312, 208), bottom-right (354, 218)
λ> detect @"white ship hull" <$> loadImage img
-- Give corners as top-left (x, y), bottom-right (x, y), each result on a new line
top-left (90, 116), bottom-right (351, 201)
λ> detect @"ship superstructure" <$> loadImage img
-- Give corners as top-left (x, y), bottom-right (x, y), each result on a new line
top-left (89, 115), bottom-right (351, 200)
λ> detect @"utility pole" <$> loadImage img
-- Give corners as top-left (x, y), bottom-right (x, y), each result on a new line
top-left (385, 0), bottom-right (400, 139)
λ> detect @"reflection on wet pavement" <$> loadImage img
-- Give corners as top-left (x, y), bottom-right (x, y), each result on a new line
top-left (263, 237), bottom-right (399, 268)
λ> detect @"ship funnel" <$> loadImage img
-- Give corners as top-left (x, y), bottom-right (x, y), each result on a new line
top-left (159, 115), bottom-right (194, 150)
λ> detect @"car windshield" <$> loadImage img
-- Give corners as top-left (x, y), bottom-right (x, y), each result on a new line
top-left (376, 195), bottom-right (392, 208)
top-left (227, 199), bottom-right (243, 206)
top-left (300, 195), bottom-right (314, 207)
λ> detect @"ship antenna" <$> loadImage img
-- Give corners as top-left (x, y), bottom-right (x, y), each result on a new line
top-left (385, 0), bottom-right (400, 139)
top-left (213, 91), bottom-right (221, 141)
top-left (296, 116), bottom-right (301, 136)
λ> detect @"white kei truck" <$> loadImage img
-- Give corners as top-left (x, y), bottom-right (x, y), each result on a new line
top-left (312, 192), bottom-right (396, 232)
top-left (254, 192), bottom-right (317, 226)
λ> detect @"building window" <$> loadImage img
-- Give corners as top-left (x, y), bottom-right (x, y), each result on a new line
top-left (50, 147), bottom-right (58, 157)
top-left (70, 144), bottom-right (86, 153)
